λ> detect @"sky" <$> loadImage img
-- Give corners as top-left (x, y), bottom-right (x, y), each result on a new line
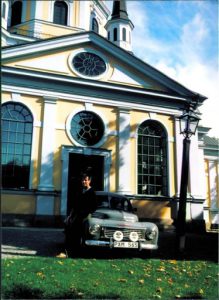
top-left (107, 0), bottom-right (218, 137)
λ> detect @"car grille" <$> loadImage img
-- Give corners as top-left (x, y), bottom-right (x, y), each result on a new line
top-left (103, 227), bottom-right (145, 240)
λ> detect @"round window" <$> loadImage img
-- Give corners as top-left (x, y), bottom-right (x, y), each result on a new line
top-left (70, 111), bottom-right (104, 146)
top-left (72, 52), bottom-right (106, 77)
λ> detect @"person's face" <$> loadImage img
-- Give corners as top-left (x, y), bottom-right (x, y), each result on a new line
top-left (81, 176), bottom-right (91, 189)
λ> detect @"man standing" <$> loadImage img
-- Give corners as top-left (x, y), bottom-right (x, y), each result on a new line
top-left (64, 173), bottom-right (97, 257)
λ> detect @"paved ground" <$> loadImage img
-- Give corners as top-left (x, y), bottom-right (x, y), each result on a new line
top-left (2, 227), bottom-right (218, 261)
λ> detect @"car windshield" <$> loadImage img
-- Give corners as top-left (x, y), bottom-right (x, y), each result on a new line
top-left (97, 195), bottom-right (132, 212)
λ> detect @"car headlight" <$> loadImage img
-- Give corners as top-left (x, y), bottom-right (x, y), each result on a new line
top-left (89, 224), bottom-right (101, 235)
top-left (129, 231), bottom-right (139, 242)
top-left (145, 229), bottom-right (156, 240)
top-left (113, 231), bottom-right (123, 241)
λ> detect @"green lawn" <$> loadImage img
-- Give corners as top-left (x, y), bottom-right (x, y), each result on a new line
top-left (2, 256), bottom-right (218, 299)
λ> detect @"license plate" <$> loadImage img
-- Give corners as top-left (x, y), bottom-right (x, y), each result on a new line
top-left (113, 241), bottom-right (138, 248)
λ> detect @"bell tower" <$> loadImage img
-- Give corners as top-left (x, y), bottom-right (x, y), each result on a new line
top-left (105, 0), bottom-right (134, 52)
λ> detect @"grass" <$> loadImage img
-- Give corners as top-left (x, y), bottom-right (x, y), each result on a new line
top-left (2, 256), bottom-right (218, 299)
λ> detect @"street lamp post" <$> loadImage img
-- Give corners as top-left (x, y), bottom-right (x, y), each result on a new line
top-left (176, 107), bottom-right (200, 254)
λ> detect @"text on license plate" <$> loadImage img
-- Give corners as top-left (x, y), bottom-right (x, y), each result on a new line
top-left (114, 241), bottom-right (138, 248)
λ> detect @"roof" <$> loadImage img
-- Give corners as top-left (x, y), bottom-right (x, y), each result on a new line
top-left (204, 136), bottom-right (219, 148)
top-left (111, 0), bottom-right (129, 21)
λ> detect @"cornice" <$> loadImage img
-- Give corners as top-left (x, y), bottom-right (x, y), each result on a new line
top-left (2, 66), bottom-right (186, 115)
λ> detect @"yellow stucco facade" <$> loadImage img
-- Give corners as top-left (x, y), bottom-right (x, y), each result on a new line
top-left (2, 0), bottom-right (210, 230)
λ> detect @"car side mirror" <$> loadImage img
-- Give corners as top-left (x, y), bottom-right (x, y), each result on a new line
top-left (133, 207), bottom-right (137, 212)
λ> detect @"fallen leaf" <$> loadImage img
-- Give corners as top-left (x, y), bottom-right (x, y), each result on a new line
top-left (156, 287), bottom-right (162, 293)
top-left (128, 270), bottom-right (134, 275)
top-left (138, 279), bottom-right (144, 284)
top-left (118, 278), bottom-right (127, 283)
top-left (168, 260), bottom-right (177, 264)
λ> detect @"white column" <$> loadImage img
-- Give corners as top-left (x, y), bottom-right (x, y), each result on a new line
top-left (38, 97), bottom-right (57, 191)
top-left (31, 0), bottom-right (43, 19)
top-left (174, 118), bottom-right (183, 197)
top-left (79, 0), bottom-right (90, 30)
top-left (209, 160), bottom-right (219, 225)
top-left (21, 0), bottom-right (27, 23)
top-left (117, 108), bottom-right (131, 194)
top-left (189, 133), bottom-right (206, 199)
top-left (68, 0), bottom-right (74, 27)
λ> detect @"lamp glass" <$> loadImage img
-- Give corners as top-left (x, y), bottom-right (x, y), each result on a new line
top-left (179, 111), bottom-right (200, 136)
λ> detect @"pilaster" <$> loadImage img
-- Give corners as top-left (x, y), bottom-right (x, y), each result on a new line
top-left (38, 96), bottom-right (57, 191)
top-left (117, 107), bottom-right (131, 194)
top-left (37, 96), bottom-right (57, 216)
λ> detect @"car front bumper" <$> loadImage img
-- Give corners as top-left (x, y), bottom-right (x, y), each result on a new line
top-left (85, 239), bottom-right (158, 250)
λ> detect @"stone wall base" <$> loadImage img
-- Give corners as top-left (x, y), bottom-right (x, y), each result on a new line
top-left (2, 214), bottom-right (64, 228)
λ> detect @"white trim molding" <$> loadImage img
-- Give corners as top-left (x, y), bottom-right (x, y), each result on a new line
top-left (61, 146), bottom-right (111, 216)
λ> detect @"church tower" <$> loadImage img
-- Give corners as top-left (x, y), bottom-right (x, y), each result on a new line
top-left (1, 0), bottom-right (110, 46)
top-left (105, 0), bottom-right (134, 52)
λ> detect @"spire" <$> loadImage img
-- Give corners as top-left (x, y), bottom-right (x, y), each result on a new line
top-left (111, 0), bottom-right (129, 21)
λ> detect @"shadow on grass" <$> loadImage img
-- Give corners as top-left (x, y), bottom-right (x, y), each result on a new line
top-left (3, 284), bottom-right (121, 300)
top-left (66, 231), bottom-right (218, 262)
top-left (3, 284), bottom-right (43, 299)
top-left (2, 228), bottom-right (218, 262)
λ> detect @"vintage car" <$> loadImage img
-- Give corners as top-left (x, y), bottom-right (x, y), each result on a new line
top-left (83, 191), bottom-right (159, 251)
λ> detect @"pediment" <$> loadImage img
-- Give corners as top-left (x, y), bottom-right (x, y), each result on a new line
top-left (2, 32), bottom-right (203, 98)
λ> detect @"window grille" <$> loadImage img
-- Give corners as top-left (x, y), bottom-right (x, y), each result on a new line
top-left (70, 111), bottom-right (104, 146)
top-left (1, 102), bottom-right (33, 189)
top-left (137, 120), bottom-right (168, 196)
top-left (53, 1), bottom-right (68, 26)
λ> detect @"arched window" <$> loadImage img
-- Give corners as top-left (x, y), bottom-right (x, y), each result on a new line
top-left (122, 28), bottom-right (126, 41)
top-left (92, 18), bottom-right (99, 33)
top-left (1, 102), bottom-right (33, 189)
top-left (11, 1), bottom-right (22, 26)
top-left (2, 2), bottom-right (6, 19)
top-left (113, 28), bottom-right (117, 41)
top-left (53, 0), bottom-right (68, 26)
top-left (137, 120), bottom-right (168, 196)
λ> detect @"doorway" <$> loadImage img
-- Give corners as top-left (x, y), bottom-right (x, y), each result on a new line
top-left (67, 153), bottom-right (104, 214)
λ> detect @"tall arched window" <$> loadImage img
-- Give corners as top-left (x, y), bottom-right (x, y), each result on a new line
top-left (113, 28), bottom-right (117, 41)
top-left (122, 28), bottom-right (126, 41)
top-left (1, 102), bottom-right (33, 189)
top-left (137, 120), bottom-right (168, 196)
top-left (53, 0), bottom-right (68, 26)
top-left (11, 1), bottom-right (22, 26)
top-left (92, 18), bottom-right (99, 33)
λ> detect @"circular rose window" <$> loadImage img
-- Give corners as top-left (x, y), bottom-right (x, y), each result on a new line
top-left (70, 111), bottom-right (104, 146)
top-left (72, 52), bottom-right (106, 77)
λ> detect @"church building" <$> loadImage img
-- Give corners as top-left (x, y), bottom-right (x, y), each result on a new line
top-left (2, 0), bottom-right (214, 229)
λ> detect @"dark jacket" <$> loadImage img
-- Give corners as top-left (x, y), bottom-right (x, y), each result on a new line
top-left (68, 187), bottom-right (97, 222)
